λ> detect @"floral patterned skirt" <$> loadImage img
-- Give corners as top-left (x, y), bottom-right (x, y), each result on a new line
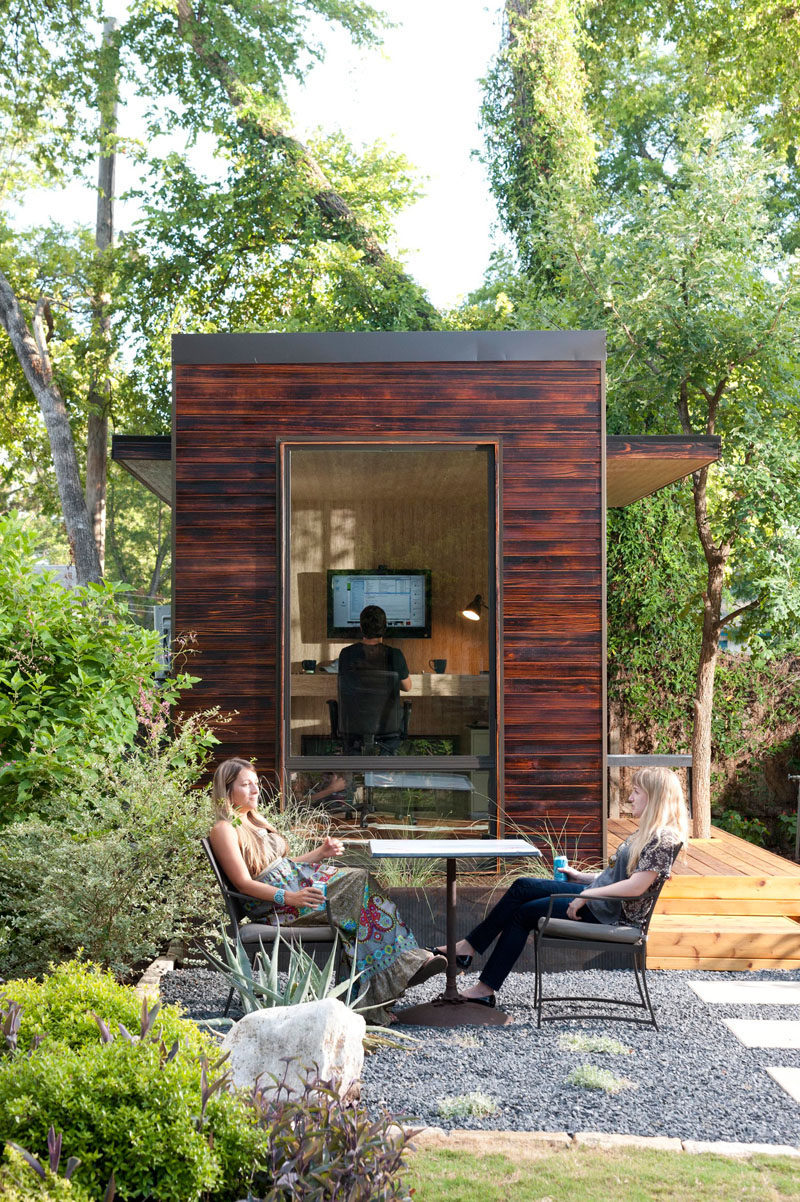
top-left (242, 859), bottom-right (429, 1025)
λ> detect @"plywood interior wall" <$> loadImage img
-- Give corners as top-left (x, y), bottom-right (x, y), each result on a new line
top-left (289, 448), bottom-right (490, 674)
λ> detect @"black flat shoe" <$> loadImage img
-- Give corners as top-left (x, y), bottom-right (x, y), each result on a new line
top-left (466, 993), bottom-right (496, 1008)
top-left (429, 945), bottom-right (473, 971)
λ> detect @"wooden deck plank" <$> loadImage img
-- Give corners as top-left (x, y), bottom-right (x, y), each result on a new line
top-left (649, 956), bottom-right (800, 971)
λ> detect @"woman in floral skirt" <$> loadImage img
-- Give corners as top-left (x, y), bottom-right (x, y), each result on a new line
top-left (209, 757), bottom-right (444, 1024)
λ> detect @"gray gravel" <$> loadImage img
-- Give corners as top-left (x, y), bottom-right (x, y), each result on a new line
top-left (160, 965), bottom-right (800, 1145)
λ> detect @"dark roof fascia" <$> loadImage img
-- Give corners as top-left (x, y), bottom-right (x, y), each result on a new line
top-left (607, 434), bottom-right (722, 459)
top-left (111, 434), bottom-right (171, 461)
top-left (171, 330), bottom-right (606, 365)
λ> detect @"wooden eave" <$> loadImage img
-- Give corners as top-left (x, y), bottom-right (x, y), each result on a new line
top-left (112, 432), bottom-right (722, 510)
top-left (606, 435), bottom-right (721, 507)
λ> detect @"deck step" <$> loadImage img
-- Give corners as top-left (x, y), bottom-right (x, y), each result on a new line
top-left (648, 914), bottom-right (800, 970)
top-left (659, 875), bottom-right (800, 917)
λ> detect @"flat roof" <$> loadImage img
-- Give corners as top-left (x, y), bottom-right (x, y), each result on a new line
top-left (172, 330), bottom-right (606, 365)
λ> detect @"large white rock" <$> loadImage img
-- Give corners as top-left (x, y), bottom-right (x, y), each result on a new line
top-left (221, 998), bottom-right (366, 1099)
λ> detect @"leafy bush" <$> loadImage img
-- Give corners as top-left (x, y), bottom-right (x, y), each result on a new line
top-left (711, 808), bottom-right (770, 846)
top-left (0, 712), bottom-right (219, 978)
top-left (0, 1036), bottom-right (263, 1201)
top-left (0, 513), bottom-right (202, 822)
top-left (1, 961), bottom-right (211, 1059)
top-left (250, 1073), bottom-right (412, 1202)
top-left (0, 1145), bottom-right (94, 1202)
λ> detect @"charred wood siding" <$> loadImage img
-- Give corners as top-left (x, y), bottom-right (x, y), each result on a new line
top-left (174, 359), bottom-right (604, 856)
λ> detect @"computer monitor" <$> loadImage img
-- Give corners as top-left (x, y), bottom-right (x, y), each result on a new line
top-left (327, 569), bottom-right (432, 639)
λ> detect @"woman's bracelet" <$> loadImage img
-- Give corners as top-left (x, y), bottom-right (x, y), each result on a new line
top-left (273, 888), bottom-right (286, 906)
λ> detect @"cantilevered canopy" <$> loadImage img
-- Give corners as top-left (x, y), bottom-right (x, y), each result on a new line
top-left (606, 435), bottom-right (721, 507)
top-left (112, 432), bottom-right (722, 510)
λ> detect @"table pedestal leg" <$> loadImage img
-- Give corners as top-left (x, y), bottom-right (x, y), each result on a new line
top-left (395, 858), bottom-right (512, 1027)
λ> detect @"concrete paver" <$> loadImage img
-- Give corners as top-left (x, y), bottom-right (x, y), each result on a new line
top-left (767, 1066), bottom-right (800, 1106)
top-left (688, 980), bottom-right (800, 1006)
top-left (724, 1019), bottom-right (800, 1048)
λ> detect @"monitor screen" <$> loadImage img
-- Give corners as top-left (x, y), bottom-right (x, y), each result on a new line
top-left (327, 569), bottom-right (432, 639)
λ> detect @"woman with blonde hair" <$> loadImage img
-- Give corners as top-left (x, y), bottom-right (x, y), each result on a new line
top-left (209, 757), bottom-right (444, 1024)
top-left (434, 766), bottom-right (688, 1008)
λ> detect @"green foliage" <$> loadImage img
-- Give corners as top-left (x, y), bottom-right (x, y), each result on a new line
top-left (566, 1065), bottom-right (635, 1094)
top-left (0, 513), bottom-right (202, 821)
top-left (480, 0), bottom-right (595, 271)
top-left (0, 1037), bottom-right (262, 1202)
top-left (250, 1073), bottom-right (412, 1202)
top-left (1, 961), bottom-right (211, 1059)
top-left (0, 1146), bottom-right (93, 1202)
top-left (436, 1091), bottom-right (498, 1120)
top-left (711, 809), bottom-right (770, 847)
top-left (0, 712), bottom-right (218, 977)
top-left (201, 926), bottom-right (366, 1015)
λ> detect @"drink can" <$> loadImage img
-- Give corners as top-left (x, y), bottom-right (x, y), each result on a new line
top-left (319, 881), bottom-right (327, 901)
top-left (553, 855), bottom-right (568, 882)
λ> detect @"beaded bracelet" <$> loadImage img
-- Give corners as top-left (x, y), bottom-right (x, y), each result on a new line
top-left (273, 888), bottom-right (286, 906)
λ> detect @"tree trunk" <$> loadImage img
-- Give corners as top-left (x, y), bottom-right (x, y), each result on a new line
top-left (0, 269), bottom-right (102, 584)
top-left (691, 552), bottom-right (725, 837)
top-left (85, 17), bottom-right (119, 572)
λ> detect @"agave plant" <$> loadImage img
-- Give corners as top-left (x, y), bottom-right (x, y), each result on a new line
top-left (199, 928), bottom-right (417, 1052)
top-left (200, 926), bottom-right (367, 1014)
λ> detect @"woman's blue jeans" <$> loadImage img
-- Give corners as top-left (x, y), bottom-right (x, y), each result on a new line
top-left (465, 876), bottom-right (600, 992)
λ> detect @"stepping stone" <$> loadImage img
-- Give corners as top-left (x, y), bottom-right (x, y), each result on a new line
top-left (688, 980), bottom-right (800, 1006)
top-left (724, 1019), bottom-right (800, 1048)
top-left (767, 1067), bottom-right (800, 1105)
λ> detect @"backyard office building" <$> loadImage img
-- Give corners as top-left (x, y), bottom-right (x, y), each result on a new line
top-left (114, 331), bottom-right (720, 866)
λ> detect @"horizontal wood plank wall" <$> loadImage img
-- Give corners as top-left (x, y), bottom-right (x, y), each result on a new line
top-left (174, 360), bottom-right (604, 856)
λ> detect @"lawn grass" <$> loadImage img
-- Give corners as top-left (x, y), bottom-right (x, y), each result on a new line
top-left (405, 1144), bottom-right (800, 1201)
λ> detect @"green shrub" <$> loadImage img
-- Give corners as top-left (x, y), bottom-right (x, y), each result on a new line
top-left (1, 961), bottom-right (212, 1059)
top-left (0, 1146), bottom-right (93, 1202)
top-left (0, 1038), bottom-right (263, 1201)
top-left (0, 513), bottom-right (204, 822)
top-left (0, 711), bottom-right (219, 978)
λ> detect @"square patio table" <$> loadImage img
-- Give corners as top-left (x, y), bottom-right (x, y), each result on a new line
top-left (370, 837), bottom-right (541, 1026)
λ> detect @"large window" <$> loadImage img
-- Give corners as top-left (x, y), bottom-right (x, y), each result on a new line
top-left (281, 443), bottom-right (499, 836)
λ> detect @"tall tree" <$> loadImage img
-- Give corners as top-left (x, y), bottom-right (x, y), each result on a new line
top-left (0, 0), bottom-right (438, 582)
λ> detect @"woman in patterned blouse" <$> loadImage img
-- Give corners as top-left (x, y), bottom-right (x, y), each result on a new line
top-left (437, 766), bottom-right (689, 1009)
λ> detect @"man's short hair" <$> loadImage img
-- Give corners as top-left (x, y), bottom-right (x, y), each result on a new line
top-left (360, 605), bottom-right (387, 638)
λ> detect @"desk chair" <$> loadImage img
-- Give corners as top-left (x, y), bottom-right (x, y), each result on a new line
top-left (201, 838), bottom-right (340, 1015)
top-left (327, 669), bottom-right (412, 826)
top-left (533, 844), bottom-right (682, 1030)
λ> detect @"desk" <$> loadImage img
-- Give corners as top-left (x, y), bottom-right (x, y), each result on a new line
top-left (369, 838), bottom-right (540, 1026)
top-left (291, 673), bottom-right (490, 698)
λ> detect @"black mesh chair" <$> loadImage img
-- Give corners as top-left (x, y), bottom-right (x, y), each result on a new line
top-left (201, 838), bottom-right (341, 1015)
top-left (326, 668), bottom-right (411, 826)
top-left (533, 844), bottom-right (682, 1030)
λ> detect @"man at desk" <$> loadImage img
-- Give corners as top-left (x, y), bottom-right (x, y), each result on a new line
top-left (337, 605), bottom-right (411, 754)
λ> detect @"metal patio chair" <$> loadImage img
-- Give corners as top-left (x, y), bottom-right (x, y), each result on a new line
top-left (533, 844), bottom-right (682, 1030)
top-left (201, 838), bottom-right (341, 1015)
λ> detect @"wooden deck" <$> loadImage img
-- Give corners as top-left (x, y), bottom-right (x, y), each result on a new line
top-left (607, 820), bottom-right (800, 970)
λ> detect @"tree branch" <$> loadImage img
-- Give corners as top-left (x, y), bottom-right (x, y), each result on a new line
top-left (174, 0), bottom-right (439, 328)
top-left (719, 598), bottom-right (761, 630)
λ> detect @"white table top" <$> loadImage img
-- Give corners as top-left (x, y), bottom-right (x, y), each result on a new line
top-left (368, 838), bottom-right (540, 859)
top-left (364, 772), bottom-right (474, 791)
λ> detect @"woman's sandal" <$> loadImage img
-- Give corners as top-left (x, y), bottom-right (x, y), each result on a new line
top-left (407, 953), bottom-right (447, 988)
top-left (428, 945), bottom-right (473, 971)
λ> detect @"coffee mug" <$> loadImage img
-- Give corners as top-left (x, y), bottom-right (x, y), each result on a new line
top-left (302, 659), bottom-right (317, 673)
top-left (429, 659), bottom-right (447, 674)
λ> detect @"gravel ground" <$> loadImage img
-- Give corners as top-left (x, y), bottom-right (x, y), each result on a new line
top-left (160, 965), bottom-right (800, 1145)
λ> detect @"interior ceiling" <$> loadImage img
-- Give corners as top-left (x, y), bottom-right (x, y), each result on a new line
top-left (113, 437), bottom-right (722, 509)
top-left (290, 449), bottom-right (489, 506)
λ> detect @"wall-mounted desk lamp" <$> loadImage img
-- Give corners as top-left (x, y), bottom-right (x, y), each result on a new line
top-left (461, 594), bottom-right (488, 621)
